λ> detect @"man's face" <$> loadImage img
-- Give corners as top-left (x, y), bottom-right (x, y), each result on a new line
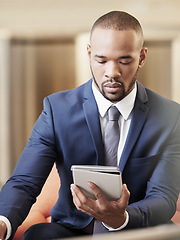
top-left (87, 28), bottom-right (147, 102)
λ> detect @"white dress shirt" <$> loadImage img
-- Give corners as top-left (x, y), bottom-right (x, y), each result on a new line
top-left (92, 81), bottom-right (137, 230)
top-left (0, 216), bottom-right (11, 240)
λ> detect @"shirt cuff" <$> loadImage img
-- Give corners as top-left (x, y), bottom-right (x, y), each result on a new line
top-left (0, 216), bottom-right (12, 240)
top-left (102, 210), bottom-right (129, 231)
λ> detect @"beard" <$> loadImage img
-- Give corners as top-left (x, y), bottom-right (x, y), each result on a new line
top-left (90, 66), bottom-right (138, 102)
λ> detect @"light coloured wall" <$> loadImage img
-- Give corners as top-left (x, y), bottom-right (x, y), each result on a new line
top-left (0, 0), bottom-right (180, 39)
top-left (75, 33), bottom-right (91, 87)
top-left (172, 37), bottom-right (180, 103)
top-left (0, 31), bottom-right (11, 184)
top-left (138, 40), bottom-right (172, 99)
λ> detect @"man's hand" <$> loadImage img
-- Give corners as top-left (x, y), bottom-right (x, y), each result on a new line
top-left (0, 220), bottom-right (7, 239)
top-left (71, 182), bottom-right (130, 229)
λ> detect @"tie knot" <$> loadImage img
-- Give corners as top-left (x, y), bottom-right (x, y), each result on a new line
top-left (108, 106), bottom-right (120, 121)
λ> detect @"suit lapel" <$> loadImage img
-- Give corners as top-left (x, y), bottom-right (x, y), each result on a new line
top-left (119, 82), bottom-right (149, 172)
top-left (83, 80), bottom-right (104, 165)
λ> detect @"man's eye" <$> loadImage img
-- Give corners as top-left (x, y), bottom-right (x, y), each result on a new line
top-left (97, 61), bottom-right (106, 64)
top-left (120, 61), bottom-right (132, 65)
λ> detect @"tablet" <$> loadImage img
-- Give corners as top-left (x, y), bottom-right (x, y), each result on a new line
top-left (71, 165), bottom-right (122, 201)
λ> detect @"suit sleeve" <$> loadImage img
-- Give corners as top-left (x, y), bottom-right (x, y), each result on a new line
top-left (126, 111), bottom-right (180, 228)
top-left (0, 97), bottom-right (58, 238)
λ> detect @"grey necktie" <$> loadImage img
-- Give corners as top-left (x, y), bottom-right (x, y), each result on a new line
top-left (93, 106), bottom-right (120, 235)
top-left (104, 106), bottom-right (120, 166)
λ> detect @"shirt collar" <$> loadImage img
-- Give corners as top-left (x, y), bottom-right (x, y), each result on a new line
top-left (92, 81), bottom-right (137, 120)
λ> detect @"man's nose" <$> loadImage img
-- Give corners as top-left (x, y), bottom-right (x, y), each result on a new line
top-left (104, 62), bottom-right (121, 79)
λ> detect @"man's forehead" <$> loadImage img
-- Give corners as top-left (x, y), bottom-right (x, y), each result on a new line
top-left (90, 27), bottom-right (143, 51)
top-left (91, 27), bottom-right (135, 37)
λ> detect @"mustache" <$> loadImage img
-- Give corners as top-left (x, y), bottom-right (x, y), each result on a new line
top-left (102, 79), bottom-right (124, 87)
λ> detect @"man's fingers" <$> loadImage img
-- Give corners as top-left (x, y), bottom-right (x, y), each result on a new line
top-left (119, 184), bottom-right (130, 206)
top-left (87, 182), bottom-right (106, 202)
top-left (70, 184), bottom-right (92, 210)
top-left (71, 184), bottom-right (85, 199)
top-left (70, 184), bottom-right (81, 206)
top-left (70, 184), bottom-right (96, 217)
top-left (70, 184), bottom-right (87, 208)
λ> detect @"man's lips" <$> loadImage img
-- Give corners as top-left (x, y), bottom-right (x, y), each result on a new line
top-left (103, 82), bottom-right (122, 92)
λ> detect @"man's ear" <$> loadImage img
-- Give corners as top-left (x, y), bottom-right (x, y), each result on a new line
top-left (139, 47), bottom-right (148, 68)
top-left (87, 44), bottom-right (91, 61)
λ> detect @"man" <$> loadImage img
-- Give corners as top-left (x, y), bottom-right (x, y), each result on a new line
top-left (0, 11), bottom-right (180, 240)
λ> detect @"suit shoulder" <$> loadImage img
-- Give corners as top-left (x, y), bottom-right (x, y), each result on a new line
top-left (144, 88), bottom-right (180, 124)
top-left (146, 88), bottom-right (180, 109)
top-left (47, 81), bottom-right (90, 104)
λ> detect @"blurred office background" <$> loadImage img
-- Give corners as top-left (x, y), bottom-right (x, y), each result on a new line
top-left (0, 0), bottom-right (180, 185)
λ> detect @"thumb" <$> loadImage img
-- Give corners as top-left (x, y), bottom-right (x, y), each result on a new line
top-left (0, 220), bottom-right (7, 239)
top-left (119, 184), bottom-right (130, 205)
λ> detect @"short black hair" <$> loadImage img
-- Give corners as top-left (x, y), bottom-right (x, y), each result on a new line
top-left (91, 11), bottom-right (144, 46)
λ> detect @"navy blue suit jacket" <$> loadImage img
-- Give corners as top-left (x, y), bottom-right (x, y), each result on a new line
top-left (0, 80), bottom-right (180, 238)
